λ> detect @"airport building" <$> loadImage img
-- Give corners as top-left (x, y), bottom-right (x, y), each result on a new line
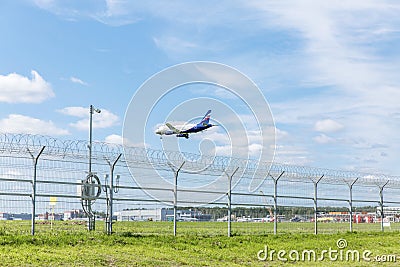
top-left (376, 206), bottom-right (400, 222)
top-left (115, 208), bottom-right (212, 222)
top-left (63, 209), bottom-right (86, 220)
top-left (0, 212), bottom-right (31, 220)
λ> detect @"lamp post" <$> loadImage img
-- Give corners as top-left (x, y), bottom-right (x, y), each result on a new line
top-left (89, 105), bottom-right (101, 174)
top-left (86, 104), bottom-right (101, 231)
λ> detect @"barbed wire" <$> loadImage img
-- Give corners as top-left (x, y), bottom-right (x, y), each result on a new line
top-left (1, 133), bottom-right (399, 188)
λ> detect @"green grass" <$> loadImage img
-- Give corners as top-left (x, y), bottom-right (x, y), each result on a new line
top-left (0, 221), bottom-right (400, 266)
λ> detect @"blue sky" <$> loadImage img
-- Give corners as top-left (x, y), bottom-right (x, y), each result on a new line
top-left (1, 0), bottom-right (400, 175)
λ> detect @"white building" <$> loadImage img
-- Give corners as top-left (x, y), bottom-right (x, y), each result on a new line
top-left (115, 208), bottom-right (212, 222)
top-left (376, 206), bottom-right (400, 222)
top-left (115, 209), bottom-right (163, 221)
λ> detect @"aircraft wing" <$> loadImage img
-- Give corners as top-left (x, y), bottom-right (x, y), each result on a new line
top-left (165, 123), bottom-right (181, 134)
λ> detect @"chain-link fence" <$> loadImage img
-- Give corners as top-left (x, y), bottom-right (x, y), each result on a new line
top-left (0, 133), bottom-right (399, 236)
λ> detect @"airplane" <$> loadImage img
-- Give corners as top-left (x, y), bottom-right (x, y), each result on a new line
top-left (155, 110), bottom-right (216, 139)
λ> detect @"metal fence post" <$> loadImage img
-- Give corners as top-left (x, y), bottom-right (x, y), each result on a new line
top-left (86, 105), bottom-right (101, 231)
top-left (378, 180), bottom-right (389, 232)
top-left (28, 146), bottom-right (45, 236)
top-left (312, 175), bottom-right (324, 235)
top-left (226, 167), bottom-right (239, 237)
top-left (345, 178), bottom-right (359, 232)
top-left (171, 161), bottom-right (185, 236)
top-left (105, 153), bottom-right (122, 235)
top-left (268, 171), bottom-right (284, 235)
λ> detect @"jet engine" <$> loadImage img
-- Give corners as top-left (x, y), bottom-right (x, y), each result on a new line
top-left (176, 133), bottom-right (189, 139)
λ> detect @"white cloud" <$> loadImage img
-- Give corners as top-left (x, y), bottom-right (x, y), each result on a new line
top-left (105, 134), bottom-right (148, 148)
top-left (314, 119), bottom-right (344, 133)
top-left (104, 0), bottom-right (130, 17)
top-left (248, 1), bottom-right (400, 98)
top-left (190, 125), bottom-right (276, 159)
top-left (0, 114), bottom-right (69, 135)
top-left (248, 143), bottom-right (263, 155)
top-left (70, 76), bottom-right (88, 86)
top-left (58, 106), bottom-right (87, 118)
top-left (274, 144), bottom-right (312, 166)
top-left (0, 70), bottom-right (54, 103)
top-left (314, 134), bottom-right (335, 144)
top-left (192, 127), bottom-right (230, 143)
top-left (99, 1), bottom-right (240, 27)
top-left (58, 106), bottom-right (119, 131)
top-left (29, 0), bottom-right (400, 173)
top-left (187, 86), bottom-right (237, 100)
top-left (104, 134), bottom-right (124, 145)
top-left (33, 0), bottom-right (54, 9)
top-left (153, 36), bottom-right (198, 54)
top-left (275, 128), bottom-right (288, 141)
top-left (33, 0), bottom-right (141, 26)
top-left (212, 144), bottom-right (231, 157)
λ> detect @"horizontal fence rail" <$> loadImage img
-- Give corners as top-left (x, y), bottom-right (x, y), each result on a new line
top-left (0, 133), bottom-right (399, 236)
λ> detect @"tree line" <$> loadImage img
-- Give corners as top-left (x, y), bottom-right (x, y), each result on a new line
top-left (178, 205), bottom-right (377, 220)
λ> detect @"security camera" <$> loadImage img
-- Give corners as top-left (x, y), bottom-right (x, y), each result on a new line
top-left (90, 105), bottom-right (101, 114)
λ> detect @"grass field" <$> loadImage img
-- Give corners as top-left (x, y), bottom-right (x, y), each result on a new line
top-left (0, 221), bottom-right (400, 266)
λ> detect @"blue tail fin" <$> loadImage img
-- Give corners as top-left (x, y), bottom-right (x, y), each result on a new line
top-left (200, 110), bottom-right (211, 124)
top-left (201, 115), bottom-right (210, 124)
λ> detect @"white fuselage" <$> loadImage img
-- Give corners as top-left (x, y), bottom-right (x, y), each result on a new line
top-left (155, 123), bottom-right (195, 136)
